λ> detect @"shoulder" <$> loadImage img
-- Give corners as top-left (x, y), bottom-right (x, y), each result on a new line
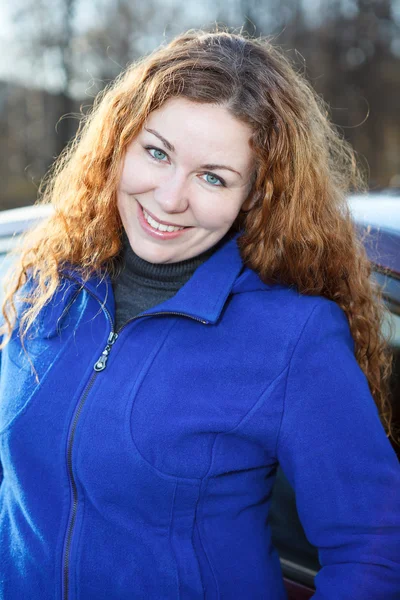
top-left (4, 269), bottom-right (84, 339)
top-left (232, 265), bottom-right (350, 345)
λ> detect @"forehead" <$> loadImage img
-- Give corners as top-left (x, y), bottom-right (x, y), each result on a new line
top-left (143, 97), bottom-right (254, 167)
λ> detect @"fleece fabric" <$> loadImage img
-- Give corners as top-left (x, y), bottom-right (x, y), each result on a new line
top-left (111, 229), bottom-right (232, 331)
top-left (0, 230), bottom-right (399, 600)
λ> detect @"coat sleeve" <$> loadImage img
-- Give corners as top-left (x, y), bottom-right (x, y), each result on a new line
top-left (275, 299), bottom-right (400, 599)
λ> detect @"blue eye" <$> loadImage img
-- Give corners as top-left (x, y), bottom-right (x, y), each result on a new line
top-left (146, 147), bottom-right (168, 161)
top-left (145, 146), bottom-right (226, 188)
top-left (203, 173), bottom-right (225, 187)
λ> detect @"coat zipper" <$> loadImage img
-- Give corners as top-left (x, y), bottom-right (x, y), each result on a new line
top-left (94, 311), bottom-right (208, 371)
top-left (61, 289), bottom-right (209, 599)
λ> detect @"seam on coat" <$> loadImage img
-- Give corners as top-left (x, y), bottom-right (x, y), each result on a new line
top-left (67, 291), bottom-right (91, 357)
top-left (54, 286), bottom-right (83, 336)
top-left (0, 289), bottom-right (94, 436)
top-left (0, 329), bottom-right (80, 436)
top-left (191, 473), bottom-right (210, 597)
top-left (197, 304), bottom-right (323, 446)
top-left (193, 488), bottom-right (215, 599)
top-left (127, 318), bottom-right (203, 482)
top-left (195, 433), bottom-right (223, 598)
top-left (191, 506), bottom-right (206, 598)
top-left (200, 362), bottom-right (289, 467)
top-left (274, 303), bottom-right (320, 459)
top-left (222, 364), bottom-right (290, 438)
top-left (168, 479), bottom-right (181, 599)
top-left (38, 281), bottom-right (82, 337)
top-left (127, 438), bottom-right (202, 481)
top-left (195, 299), bottom-right (316, 597)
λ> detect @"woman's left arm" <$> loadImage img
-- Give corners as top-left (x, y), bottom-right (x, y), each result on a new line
top-left (275, 300), bottom-right (400, 600)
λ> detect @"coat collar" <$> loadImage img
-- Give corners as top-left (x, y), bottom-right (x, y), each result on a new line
top-left (62, 231), bottom-right (277, 326)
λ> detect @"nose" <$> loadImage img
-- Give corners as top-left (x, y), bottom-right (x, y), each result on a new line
top-left (153, 169), bottom-right (189, 214)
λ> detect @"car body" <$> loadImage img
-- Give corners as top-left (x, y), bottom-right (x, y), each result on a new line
top-left (0, 193), bottom-right (399, 599)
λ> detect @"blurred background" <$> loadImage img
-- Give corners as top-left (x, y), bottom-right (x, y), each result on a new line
top-left (1, 0), bottom-right (400, 211)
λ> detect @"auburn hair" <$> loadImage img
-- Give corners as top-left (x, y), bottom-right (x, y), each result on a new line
top-left (0, 27), bottom-right (397, 444)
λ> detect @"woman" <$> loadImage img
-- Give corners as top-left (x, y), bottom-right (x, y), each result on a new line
top-left (0, 29), bottom-right (399, 600)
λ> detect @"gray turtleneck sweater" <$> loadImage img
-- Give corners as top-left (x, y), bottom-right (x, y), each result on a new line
top-left (111, 230), bottom-right (234, 332)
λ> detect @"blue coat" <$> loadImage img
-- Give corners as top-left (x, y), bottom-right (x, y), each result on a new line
top-left (0, 231), bottom-right (399, 599)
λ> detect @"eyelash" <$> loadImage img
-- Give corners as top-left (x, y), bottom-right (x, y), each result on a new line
top-left (144, 146), bottom-right (227, 188)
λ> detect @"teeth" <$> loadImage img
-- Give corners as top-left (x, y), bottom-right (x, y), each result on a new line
top-left (142, 208), bottom-right (185, 232)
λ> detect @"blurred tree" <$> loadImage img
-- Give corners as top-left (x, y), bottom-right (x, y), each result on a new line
top-left (0, 0), bottom-right (163, 208)
top-left (219, 0), bottom-right (400, 189)
top-left (0, 0), bottom-right (81, 208)
top-left (298, 0), bottom-right (400, 188)
top-left (71, 0), bottom-right (183, 95)
top-left (9, 0), bottom-right (78, 154)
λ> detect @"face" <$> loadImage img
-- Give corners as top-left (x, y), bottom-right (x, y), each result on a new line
top-left (117, 97), bottom-right (256, 263)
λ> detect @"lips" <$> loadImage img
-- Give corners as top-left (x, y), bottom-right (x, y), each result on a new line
top-left (138, 201), bottom-right (189, 228)
top-left (136, 200), bottom-right (190, 240)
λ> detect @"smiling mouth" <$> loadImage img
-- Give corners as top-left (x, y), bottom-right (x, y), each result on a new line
top-left (137, 201), bottom-right (191, 230)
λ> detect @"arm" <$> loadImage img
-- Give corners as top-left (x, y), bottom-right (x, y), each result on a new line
top-left (276, 300), bottom-right (400, 599)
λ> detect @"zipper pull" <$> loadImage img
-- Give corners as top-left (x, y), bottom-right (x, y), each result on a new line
top-left (94, 332), bottom-right (118, 372)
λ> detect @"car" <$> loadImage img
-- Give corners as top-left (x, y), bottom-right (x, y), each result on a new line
top-left (0, 193), bottom-right (399, 599)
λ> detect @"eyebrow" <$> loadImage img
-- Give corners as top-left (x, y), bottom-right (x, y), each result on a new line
top-left (144, 127), bottom-right (243, 178)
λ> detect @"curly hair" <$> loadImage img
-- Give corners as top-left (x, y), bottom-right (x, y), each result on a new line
top-left (0, 27), bottom-right (397, 445)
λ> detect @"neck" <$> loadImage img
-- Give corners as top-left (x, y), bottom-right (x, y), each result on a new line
top-left (116, 229), bottom-right (234, 285)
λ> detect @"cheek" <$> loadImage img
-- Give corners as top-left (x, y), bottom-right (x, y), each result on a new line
top-left (116, 194), bottom-right (132, 227)
top-left (119, 154), bottom-right (156, 194)
top-left (191, 192), bottom-right (243, 228)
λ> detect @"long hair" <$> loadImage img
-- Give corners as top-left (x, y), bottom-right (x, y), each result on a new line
top-left (0, 28), bottom-right (397, 444)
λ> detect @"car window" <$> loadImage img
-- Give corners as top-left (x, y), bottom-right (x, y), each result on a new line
top-left (269, 273), bottom-right (400, 589)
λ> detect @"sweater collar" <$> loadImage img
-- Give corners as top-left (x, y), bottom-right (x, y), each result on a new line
top-left (63, 230), bottom-right (244, 325)
top-left (115, 228), bottom-right (230, 287)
